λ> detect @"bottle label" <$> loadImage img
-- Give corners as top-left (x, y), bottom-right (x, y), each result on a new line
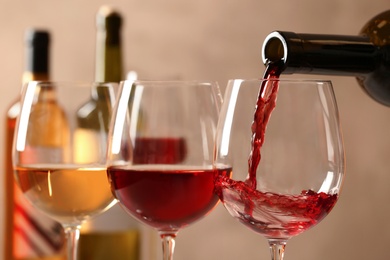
top-left (14, 186), bottom-right (64, 258)
top-left (15, 145), bottom-right (66, 258)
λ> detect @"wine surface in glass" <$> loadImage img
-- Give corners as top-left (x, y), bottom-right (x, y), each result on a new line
top-left (215, 63), bottom-right (339, 239)
top-left (14, 165), bottom-right (115, 224)
top-left (217, 181), bottom-right (337, 238)
top-left (108, 165), bottom-right (231, 231)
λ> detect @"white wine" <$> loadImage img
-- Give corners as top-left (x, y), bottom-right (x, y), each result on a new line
top-left (14, 166), bottom-right (115, 224)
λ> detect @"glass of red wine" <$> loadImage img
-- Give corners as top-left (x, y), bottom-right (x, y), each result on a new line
top-left (214, 79), bottom-right (345, 260)
top-left (106, 80), bottom-right (224, 260)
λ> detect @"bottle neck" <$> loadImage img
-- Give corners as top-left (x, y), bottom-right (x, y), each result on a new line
top-left (262, 31), bottom-right (383, 76)
top-left (24, 30), bottom-right (50, 84)
top-left (91, 84), bottom-right (114, 103)
top-left (37, 85), bottom-right (57, 103)
top-left (22, 72), bottom-right (49, 84)
top-left (95, 10), bottom-right (122, 82)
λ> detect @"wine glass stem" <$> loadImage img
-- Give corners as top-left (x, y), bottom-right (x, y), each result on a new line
top-left (268, 239), bottom-right (287, 260)
top-left (160, 233), bottom-right (177, 260)
top-left (64, 225), bottom-right (81, 260)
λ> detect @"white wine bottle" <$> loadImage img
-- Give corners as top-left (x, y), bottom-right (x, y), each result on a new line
top-left (3, 29), bottom-right (66, 260)
top-left (76, 6), bottom-right (140, 260)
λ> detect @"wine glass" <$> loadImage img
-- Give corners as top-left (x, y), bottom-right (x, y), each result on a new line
top-left (106, 80), bottom-right (223, 260)
top-left (13, 81), bottom-right (118, 260)
top-left (214, 79), bottom-right (345, 260)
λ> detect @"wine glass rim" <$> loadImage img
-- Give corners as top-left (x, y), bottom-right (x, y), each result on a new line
top-left (120, 79), bottom-right (219, 86)
top-left (228, 78), bottom-right (332, 84)
top-left (23, 80), bottom-right (118, 88)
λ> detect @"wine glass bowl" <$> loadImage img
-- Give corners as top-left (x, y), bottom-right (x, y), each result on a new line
top-left (214, 79), bottom-right (345, 259)
top-left (13, 81), bottom-right (117, 260)
top-left (106, 80), bottom-right (222, 259)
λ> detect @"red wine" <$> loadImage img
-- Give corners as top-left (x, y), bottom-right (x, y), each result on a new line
top-left (215, 63), bottom-right (338, 239)
top-left (246, 62), bottom-right (282, 189)
top-left (122, 137), bottom-right (187, 164)
top-left (216, 178), bottom-right (337, 239)
top-left (107, 166), bottom-right (232, 231)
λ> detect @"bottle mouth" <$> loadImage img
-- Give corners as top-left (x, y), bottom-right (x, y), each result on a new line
top-left (261, 31), bottom-right (288, 65)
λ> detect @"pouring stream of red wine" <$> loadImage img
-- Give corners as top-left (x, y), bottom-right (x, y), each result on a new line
top-left (246, 62), bottom-right (282, 190)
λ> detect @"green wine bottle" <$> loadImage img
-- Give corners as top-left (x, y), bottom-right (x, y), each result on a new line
top-left (75, 6), bottom-right (140, 260)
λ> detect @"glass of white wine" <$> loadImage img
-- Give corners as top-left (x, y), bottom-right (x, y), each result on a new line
top-left (12, 81), bottom-right (118, 260)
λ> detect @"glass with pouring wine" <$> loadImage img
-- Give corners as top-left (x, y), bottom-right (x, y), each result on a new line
top-left (106, 80), bottom-right (224, 260)
top-left (214, 65), bottom-right (345, 260)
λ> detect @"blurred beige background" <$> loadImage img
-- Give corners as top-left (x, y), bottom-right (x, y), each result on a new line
top-left (1, 0), bottom-right (390, 259)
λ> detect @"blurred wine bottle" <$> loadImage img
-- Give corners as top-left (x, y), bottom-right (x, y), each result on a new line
top-left (3, 29), bottom-right (66, 260)
top-left (76, 6), bottom-right (140, 260)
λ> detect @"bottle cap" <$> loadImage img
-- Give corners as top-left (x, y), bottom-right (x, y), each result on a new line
top-left (25, 29), bottom-right (50, 73)
top-left (25, 29), bottom-right (50, 47)
top-left (96, 6), bottom-right (122, 32)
